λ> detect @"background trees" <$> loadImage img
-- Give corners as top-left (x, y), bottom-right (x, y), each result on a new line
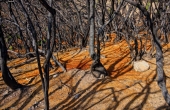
top-left (0, 0), bottom-right (170, 109)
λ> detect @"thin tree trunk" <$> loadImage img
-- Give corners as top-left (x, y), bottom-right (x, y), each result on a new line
top-left (89, 0), bottom-right (95, 60)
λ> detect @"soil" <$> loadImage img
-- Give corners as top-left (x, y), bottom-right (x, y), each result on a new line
top-left (1, 34), bottom-right (170, 110)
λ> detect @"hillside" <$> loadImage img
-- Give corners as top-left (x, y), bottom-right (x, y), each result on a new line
top-left (1, 34), bottom-right (170, 110)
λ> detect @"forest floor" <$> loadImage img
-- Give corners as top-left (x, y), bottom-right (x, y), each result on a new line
top-left (1, 34), bottom-right (170, 110)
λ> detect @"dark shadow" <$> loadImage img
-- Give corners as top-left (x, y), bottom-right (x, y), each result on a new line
top-left (12, 67), bottom-right (38, 79)
top-left (0, 68), bottom-right (60, 109)
top-left (18, 84), bottom-right (43, 109)
top-left (112, 64), bottom-right (133, 79)
top-left (51, 76), bottom-right (113, 110)
top-left (107, 51), bottom-right (132, 78)
top-left (156, 105), bottom-right (170, 110)
top-left (0, 55), bottom-right (169, 110)
top-left (123, 70), bottom-right (156, 110)
top-left (8, 57), bottom-right (37, 69)
top-left (17, 73), bottom-right (57, 109)
top-left (27, 69), bottom-right (82, 109)
top-left (76, 57), bottom-right (91, 69)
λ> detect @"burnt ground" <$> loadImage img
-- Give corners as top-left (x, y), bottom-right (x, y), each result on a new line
top-left (1, 35), bottom-right (170, 110)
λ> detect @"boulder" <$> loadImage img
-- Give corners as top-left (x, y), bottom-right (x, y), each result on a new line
top-left (133, 60), bottom-right (150, 72)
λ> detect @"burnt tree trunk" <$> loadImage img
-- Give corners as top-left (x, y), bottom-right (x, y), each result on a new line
top-left (125, 0), bottom-right (170, 105)
top-left (0, 17), bottom-right (24, 90)
top-left (89, 0), bottom-right (108, 78)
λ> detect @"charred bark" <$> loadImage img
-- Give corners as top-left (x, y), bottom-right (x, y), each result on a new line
top-left (89, 0), bottom-right (108, 78)
top-left (125, 0), bottom-right (170, 105)
top-left (0, 19), bottom-right (24, 90)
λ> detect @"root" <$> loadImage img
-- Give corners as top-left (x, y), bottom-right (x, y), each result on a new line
top-left (90, 60), bottom-right (108, 79)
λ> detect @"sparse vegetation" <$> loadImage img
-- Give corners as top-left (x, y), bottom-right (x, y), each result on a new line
top-left (0, 0), bottom-right (170, 109)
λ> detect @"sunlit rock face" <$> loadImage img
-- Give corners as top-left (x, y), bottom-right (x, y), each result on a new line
top-left (133, 60), bottom-right (150, 72)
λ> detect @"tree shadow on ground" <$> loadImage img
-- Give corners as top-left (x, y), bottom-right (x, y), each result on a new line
top-left (0, 71), bottom-right (59, 109)
top-left (50, 70), bottom-right (114, 110)
top-left (106, 51), bottom-right (132, 78)
top-left (0, 66), bottom-right (170, 109)
top-left (156, 105), bottom-right (170, 110)
top-left (48, 69), bottom-right (160, 110)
